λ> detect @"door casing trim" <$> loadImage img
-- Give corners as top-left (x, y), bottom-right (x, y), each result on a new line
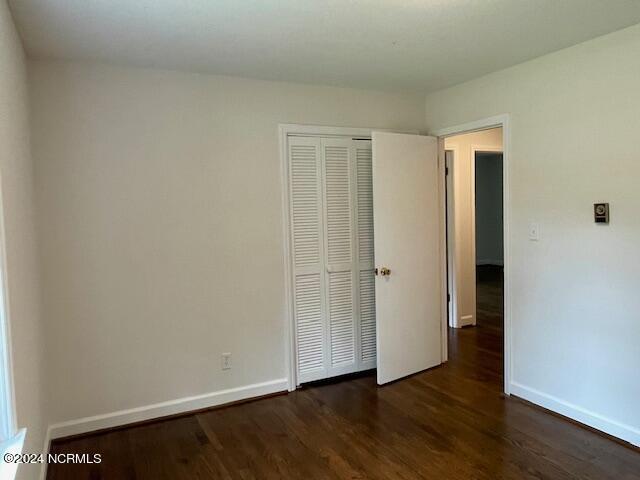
top-left (431, 114), bottom-right (511, 395)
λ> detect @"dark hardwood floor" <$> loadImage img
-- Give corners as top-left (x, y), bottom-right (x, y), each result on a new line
top-left (47, 267), bottom-right (640, 479)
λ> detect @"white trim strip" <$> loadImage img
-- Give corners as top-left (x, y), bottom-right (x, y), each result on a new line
top-left (511, 382), bottom-right (640, 447)
top-left (47, 378), bottom-right (288, 440)
top-left (431, 114), bottom-right (509, 138)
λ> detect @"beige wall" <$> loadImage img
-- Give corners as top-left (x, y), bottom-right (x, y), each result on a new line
top-left (0, 2), bottom-right (46, 479)
top-left (445, 128), bottom-right (502, 327)
top-left (427, 23), bottom-right (640, 444)
top-left (28, 60), bottom-right (425, 424)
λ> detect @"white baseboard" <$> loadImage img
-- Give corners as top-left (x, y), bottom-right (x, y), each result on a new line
top-left (47, 378), bottom-right (288, 440)
top-left (510, 382), bottom-right (640, 447)
top-left (456, 314), bottom-right (474, 328)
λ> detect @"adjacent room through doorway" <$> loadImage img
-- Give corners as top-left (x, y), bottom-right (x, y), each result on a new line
top-left (444, 127), bottom-right (504, 385)
top-left (475, 150), bottom-right (504, 347)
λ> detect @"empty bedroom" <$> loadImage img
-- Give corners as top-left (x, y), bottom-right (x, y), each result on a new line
top-left (0, 1), bottom-right (639, 479)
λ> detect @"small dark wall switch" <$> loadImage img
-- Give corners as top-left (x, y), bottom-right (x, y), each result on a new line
top-left (594, 203), bottom-right (609, 223)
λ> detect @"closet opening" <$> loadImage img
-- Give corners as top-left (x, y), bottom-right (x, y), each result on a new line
top-left (280, 125), bottom-right (379, 389)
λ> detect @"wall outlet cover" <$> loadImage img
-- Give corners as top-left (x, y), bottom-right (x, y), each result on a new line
top-left (221, 353), bottom-right (232, 370)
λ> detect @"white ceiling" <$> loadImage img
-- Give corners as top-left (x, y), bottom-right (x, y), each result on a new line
top-left (9, 0), bottom-right (640, 92)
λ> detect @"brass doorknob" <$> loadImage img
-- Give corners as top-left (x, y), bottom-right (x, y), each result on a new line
top-left (376, 267), bottom-right (391, 277)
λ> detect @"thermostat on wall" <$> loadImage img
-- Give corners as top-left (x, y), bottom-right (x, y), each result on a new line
top-left (594, 203), bottom-right (609, 224)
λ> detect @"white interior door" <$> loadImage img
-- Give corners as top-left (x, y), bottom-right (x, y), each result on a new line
top-left (372, 132), bottom-right (443, 385)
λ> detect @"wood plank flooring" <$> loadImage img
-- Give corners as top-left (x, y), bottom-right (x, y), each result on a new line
top-left (47, 268), bottom-right (640, 479)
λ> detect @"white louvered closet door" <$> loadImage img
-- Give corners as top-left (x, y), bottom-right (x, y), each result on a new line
top-left (289, 135), bottom-right (376, 385)
top-left (322, 138), bottom-right (357, 377)
top-left (353, 140), bottom-right (376, 370)
top-left (289, 137), bottom-right (327, 383)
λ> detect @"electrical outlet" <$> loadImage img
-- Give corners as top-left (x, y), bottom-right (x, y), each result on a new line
top-left (221, 353), bottom-right (232, 370)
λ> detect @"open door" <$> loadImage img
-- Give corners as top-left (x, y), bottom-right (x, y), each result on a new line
top-left (373, 132), bottom-right (442, 385)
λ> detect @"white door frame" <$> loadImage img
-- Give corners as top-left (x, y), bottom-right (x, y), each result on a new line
top-left (431, 114), bottom-right (512, 395)
top-left (279, 124), bottom-right (418, 391)
top-left (444, 147), bottom-right (457, 330)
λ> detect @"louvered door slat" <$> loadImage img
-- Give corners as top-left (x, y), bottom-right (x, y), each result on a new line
top-left (323, 139), bottom-right (357, 373)
top-left (324, 145), bottom-right (352, 265)
top-left (290, 137), bottom-right (326, 382)
top-left (355, 143), bottom-right (376, 366)
top-left (329, 271), bottom-right (355, 366)
top-left (296, 274), bottom-right (323, 370)
top-left (359, 270), bottom-right (376, 363)
top-left (291, 143), bottom-right (321, 268)
top-left (357, 147), bottom-right (375, 265)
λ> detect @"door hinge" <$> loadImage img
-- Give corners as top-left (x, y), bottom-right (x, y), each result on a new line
top-left (445, 166), bottom-right (449, 176)
top-left (447, 293), bottom-right (451, 302)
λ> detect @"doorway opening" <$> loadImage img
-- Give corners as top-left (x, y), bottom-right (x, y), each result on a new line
top-left (474, 149), bottom-right (504, 345)
top-left (442, 125), bottom-right (505, 389)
